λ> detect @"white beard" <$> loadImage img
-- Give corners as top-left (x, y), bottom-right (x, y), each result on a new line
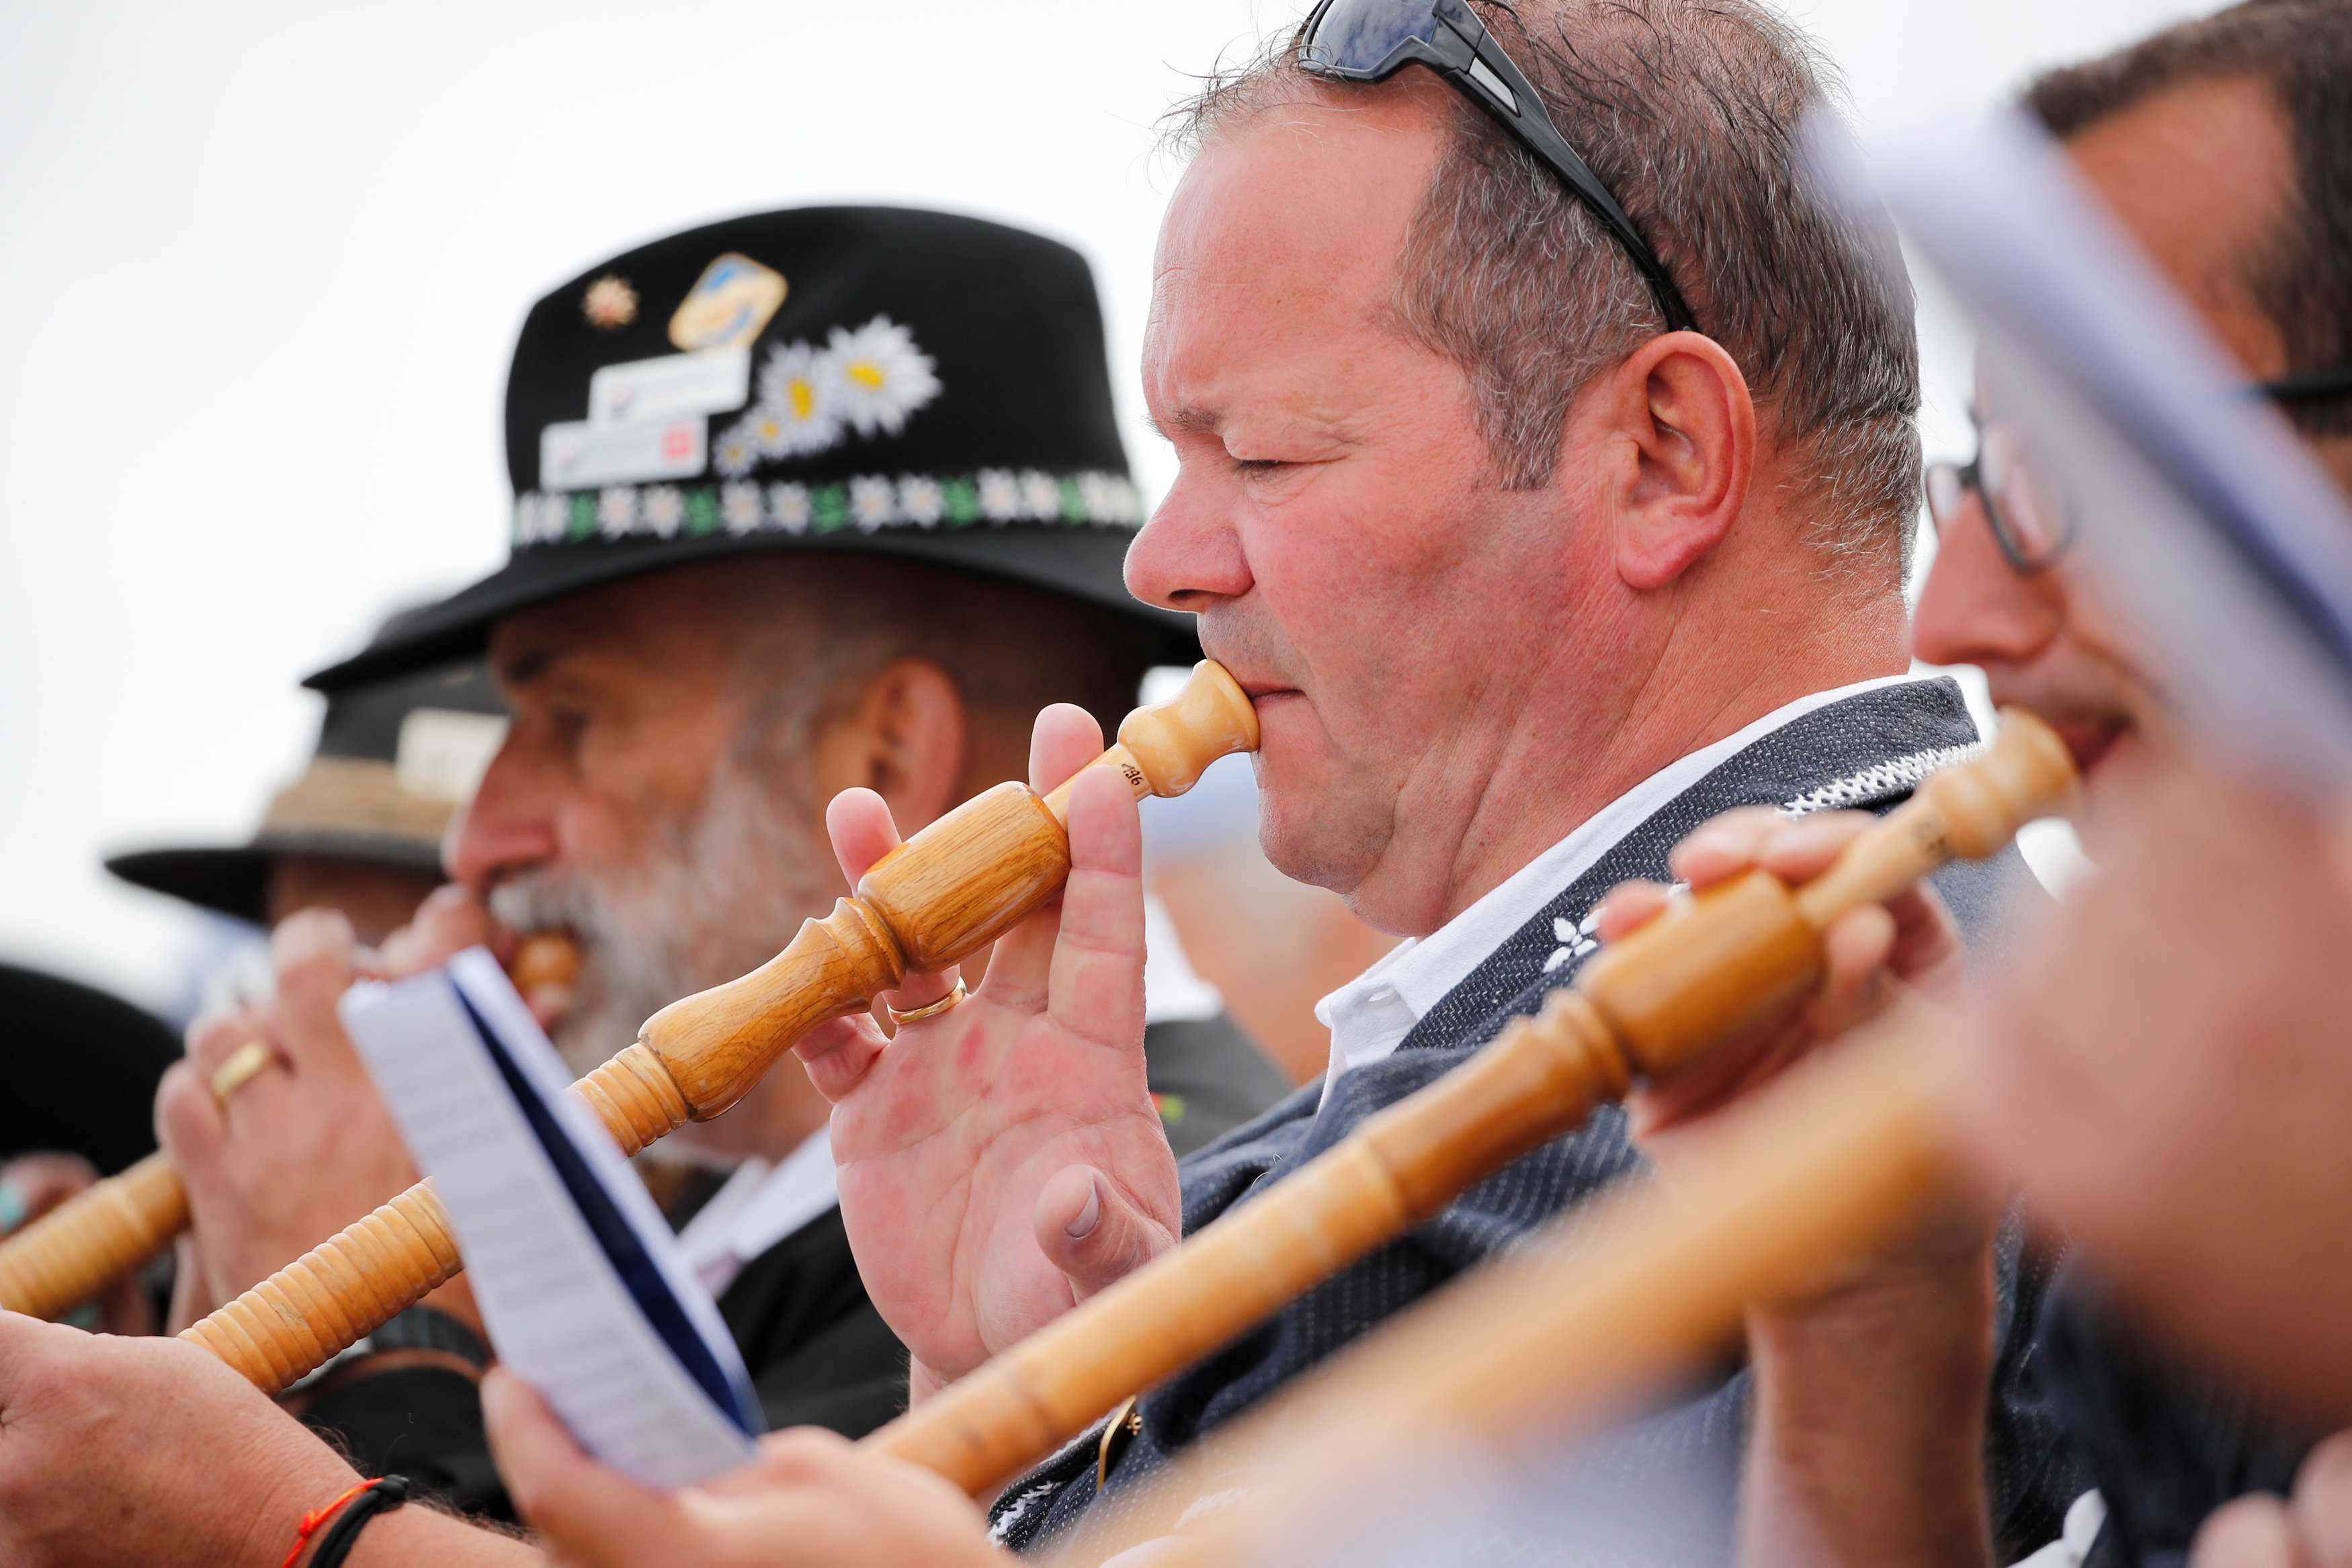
top-left (488, 758), bottom-right (840, 1082)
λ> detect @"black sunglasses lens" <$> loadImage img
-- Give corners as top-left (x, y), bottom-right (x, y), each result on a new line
top-left (1303, 0), bottom-right (1442, 75)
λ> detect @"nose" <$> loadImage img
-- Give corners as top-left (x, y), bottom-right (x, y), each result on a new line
top-left (1910, 491), bottom-right (2068, 672)
top-left (445, 733), bottom-right (560, 892)
top-left (1124, 465), bottom-right (1253, 612)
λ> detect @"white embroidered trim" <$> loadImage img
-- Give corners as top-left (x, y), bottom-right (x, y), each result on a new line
top-left (512, 470), bottom-right (1142, 546)
top-left (989, 1481), bottom-right (1059, 1545)
top-left (1779, 742), bottom-right (1985, 818)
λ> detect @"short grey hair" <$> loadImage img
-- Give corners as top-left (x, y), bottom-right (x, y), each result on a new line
top-left (1169, 0), bottom-right (1923, 576)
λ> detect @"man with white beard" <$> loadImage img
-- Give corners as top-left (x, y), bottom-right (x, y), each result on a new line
top-left (140, 206), bottom-right (1286, 1518)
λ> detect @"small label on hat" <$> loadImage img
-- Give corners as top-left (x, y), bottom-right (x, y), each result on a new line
top-left (670, 254), bottom-right (788, 353)
top-left (589, 347), bottom-right (751, 427)
top-left (396, 709), bottom-right (510, 803)
top-left (541, 417), bottom-right (707, 489)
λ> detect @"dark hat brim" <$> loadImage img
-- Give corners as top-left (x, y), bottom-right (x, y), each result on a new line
top-left (304, 524), bottom-right (1195, 692)
top-left (0, 963), bottom-right (182, 1173)
top-left (106, 833), bottom-right (447, 926)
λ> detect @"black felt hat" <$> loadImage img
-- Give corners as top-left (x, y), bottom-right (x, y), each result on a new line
top-left (0, 963), bottom-right (183, 1175)
top-left (306, 206), bottom-right (1189, 693)
top-left (106, 638), bottom-right (507, 926)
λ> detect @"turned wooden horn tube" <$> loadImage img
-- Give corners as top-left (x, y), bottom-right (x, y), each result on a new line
top-left (1058, 1015), bottom-right (1956, 1568)
top-left (0, 1151), bottom-right (188, 1320)
top-left (860, 707), bottom-right (2078, 1497)
top-left (0, 932), bottom-right (585, 1323)
top-left (178, 662), bottom-right (1261, 1393)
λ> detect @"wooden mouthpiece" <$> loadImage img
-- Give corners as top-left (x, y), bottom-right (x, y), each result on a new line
top-left (862, 707), bottom-right (2078, 1497)
top-left (183, 664), bottom-right (1260, 1393)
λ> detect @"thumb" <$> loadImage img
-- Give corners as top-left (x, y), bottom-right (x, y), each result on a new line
top-left (1035, 1165), bottom-right (1171, 1301)
top-left (482, 1368), bottom-right (683, 1568)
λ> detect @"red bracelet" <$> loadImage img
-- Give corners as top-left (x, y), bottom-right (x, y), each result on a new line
top-left (279, 1479), bottom-right (374, 1568)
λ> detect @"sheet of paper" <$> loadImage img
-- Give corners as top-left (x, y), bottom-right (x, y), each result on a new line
top-left (1834, 107), bottom-right (2352, 793)
top-left (341, 947), bottom-right (760, 1488)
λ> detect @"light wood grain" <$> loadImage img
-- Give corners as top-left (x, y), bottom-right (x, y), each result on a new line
top-left (0, 1151), bottom-right (187, 1319)
top-left (1044, 1012), bottom-right (1955, 1567)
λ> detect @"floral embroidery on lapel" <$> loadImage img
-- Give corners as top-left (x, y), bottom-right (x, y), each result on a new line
top-left (1542, 909), bottom-right (1602, 973)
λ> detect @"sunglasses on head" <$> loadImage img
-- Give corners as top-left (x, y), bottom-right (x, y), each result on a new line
top-left (1298, 0), bottom-right (1699, 335)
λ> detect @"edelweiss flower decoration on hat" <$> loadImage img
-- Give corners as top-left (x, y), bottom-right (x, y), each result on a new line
top-left (305, 207), bottom-right (1191, 695)
top-left (712, 317), bottom-right (939, 476)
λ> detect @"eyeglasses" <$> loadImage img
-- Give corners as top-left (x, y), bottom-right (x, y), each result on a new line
top-left (2259, 365), bottom-right (2352, 406)
top-left (1926, 419), bottom-right (2078, 575)
top-left (1297, 0), bottom-right (1700, 335)
top-left (1928, 367), bottom-right (2352, 576)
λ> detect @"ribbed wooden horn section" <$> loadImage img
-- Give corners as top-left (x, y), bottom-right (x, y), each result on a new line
top-left (0, 1151), bottom-right (188, 1319)
top-left (181, 1183), bottom-right (462, 1389)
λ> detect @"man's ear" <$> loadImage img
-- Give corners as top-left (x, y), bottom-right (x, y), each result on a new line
top-left (810, 658), bottom-right (969, 835)
top-left (1591, 331), bottom-right (1755, 592)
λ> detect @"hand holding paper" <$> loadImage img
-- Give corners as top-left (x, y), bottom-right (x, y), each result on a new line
top-left (341, 948), bottom-right (761, 1489)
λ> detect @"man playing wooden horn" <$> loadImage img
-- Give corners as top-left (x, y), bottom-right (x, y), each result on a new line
top-left (0, 208), bottom-right (1290, 1567)
top-left (1603, 6), bottom-right (2352, 1566)
top-left (443, 1), bottom-right (2093, 1562)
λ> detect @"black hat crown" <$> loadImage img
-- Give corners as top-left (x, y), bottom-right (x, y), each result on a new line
top-left (310, 206), bottom-right (1187, 691)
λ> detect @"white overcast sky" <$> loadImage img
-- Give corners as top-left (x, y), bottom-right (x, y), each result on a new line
top-left (0, 0), bottom-right (2192, 1013)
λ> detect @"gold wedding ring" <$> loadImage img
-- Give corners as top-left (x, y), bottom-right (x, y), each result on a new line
top-left (889, 982), bottom-right (968, 1028)
top-left (209, 1041), bottom-right (280, 1109)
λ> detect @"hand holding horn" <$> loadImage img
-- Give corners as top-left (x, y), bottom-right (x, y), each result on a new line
top-left (0, 932), bottom-right (584, 1323)
top-left (859, 708), bottom-right (2078, 1497)
top-left (177, 662), bottom-right (1260, 1392)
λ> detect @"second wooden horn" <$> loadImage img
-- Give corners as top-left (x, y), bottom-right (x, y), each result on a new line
top-left (0, 933), bottom-right (583, 1323)
top-left (858, 707), bottom-right (2078, 1497)
top-left (177, 661), bottom-right (1260, 1393)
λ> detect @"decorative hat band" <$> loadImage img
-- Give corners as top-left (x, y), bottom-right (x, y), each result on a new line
top-left (511, 468), bottom-right (1145, 550)
top-left (258, 758), bottom-right (458, 847)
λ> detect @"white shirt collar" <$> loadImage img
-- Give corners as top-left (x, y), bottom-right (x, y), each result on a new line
top-left (673, 1125), bottom-right (838, 1299)
top-left (1315, 674), bottom-right (1916, 1103)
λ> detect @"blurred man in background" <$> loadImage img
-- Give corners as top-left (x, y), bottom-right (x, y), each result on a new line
top-left (1670, 5), bottom-right (2352, 1565)
top-left (104, 612), bottom-right (509, 947)
top-left (1917, 6), bottom-right (2352, 1565)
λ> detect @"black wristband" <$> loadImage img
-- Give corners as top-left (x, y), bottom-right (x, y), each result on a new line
top-left (369, 1307), bottom-right (491, 1372)
top-left (308, 1475), bottom-right (409, 1568)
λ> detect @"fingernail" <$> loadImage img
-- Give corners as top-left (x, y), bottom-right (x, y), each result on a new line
top-left (1064, 1180), bottom-right (1101, 1240)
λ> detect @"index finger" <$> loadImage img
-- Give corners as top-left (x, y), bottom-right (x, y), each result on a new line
top-left (263, 912), bottom-right (367, 1080)
top-left (1665, 808), bottom-right (1790, 891)
top-left (826, 787), bottom-right (905, 889)
top-left (1030, 703), bottom-right (1103, 795)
